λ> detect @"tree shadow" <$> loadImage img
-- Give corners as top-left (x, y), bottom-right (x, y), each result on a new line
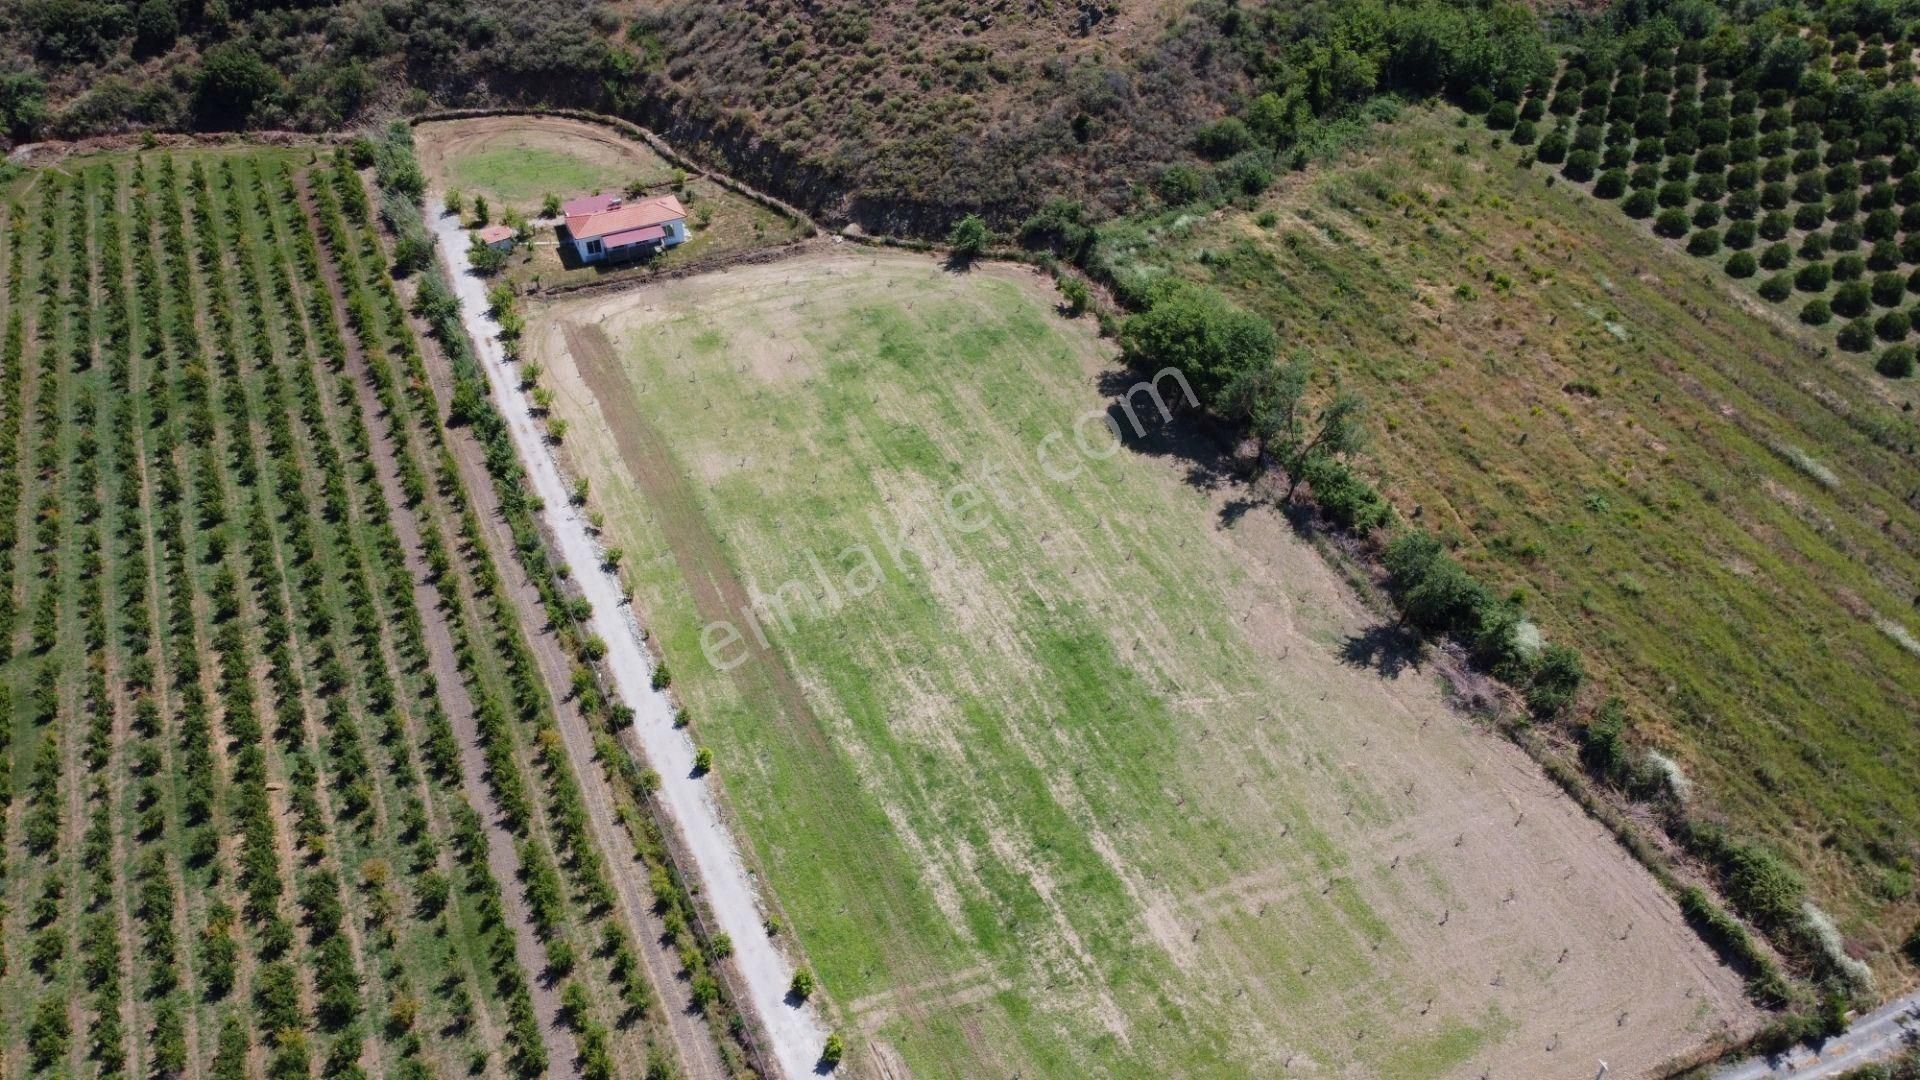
top-left (1093, 368), bottom-right (1244, 499)
top-left (1337, 622), bottom-right (1424, 679)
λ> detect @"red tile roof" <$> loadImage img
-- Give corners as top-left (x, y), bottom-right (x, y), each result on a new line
top-left (476, 225), bottom-right (516, 244)
top-left (561, 193), bottom-right (623, 217)
top-left (566, 195), bottom-right (686, 242)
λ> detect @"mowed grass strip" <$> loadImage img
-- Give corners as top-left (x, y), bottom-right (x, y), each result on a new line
top-left (1098, 105), bottom-right (1920, 957)
top-left (531, 250), bottom-right (1753, 1079)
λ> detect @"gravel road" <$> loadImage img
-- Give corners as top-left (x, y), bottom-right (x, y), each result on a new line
top-left (1714, 990), bottom-right (1920, 1080)
top-left (432, 211), bottom-right (830, 1079)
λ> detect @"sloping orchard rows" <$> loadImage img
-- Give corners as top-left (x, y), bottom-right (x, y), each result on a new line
top-left (239, 152), bottom-right (569, 1078)
top-left (1486, 35), bottom-right (1920, 377)
top-left (0, 148), bottom-right (608, 1078)
top-left (313, 154), bottom-right (684, 1078)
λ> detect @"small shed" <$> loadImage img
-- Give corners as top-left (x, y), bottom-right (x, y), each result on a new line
top-left (477, 224), bottom-right (517, 252)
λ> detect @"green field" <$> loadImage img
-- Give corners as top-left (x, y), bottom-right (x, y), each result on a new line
top-left (531, 250), bottom-right (1754, 1078)
top-left (0, 149), bottom-right (683, 1077)
top-left (449, 145), bottom-right (633, 206)
top-left (1096, 104), bottom-right (1920, 964)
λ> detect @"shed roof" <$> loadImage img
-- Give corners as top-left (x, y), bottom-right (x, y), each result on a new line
top-left (603, 224), bottom-right (667, 248)
top-left (476, 224), bottom-right (516, 244)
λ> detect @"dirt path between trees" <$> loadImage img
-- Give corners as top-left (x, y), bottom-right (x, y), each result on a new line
top-left (424, 320), bottom-right (730, 1079)
top-left (297, 177), bottom-right (579, 1076)
top-left (431, 205), bottom-right (828, 1080)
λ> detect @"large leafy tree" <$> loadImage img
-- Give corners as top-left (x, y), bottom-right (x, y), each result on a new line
top-left (192, 43), bottom-right (278, 129)
top-left (1118, 284), bottom-right (1277, 405)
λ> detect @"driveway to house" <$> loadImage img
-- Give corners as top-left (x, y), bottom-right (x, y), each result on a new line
top-left (431, 209), bottom-right (829, 1079)
top-left (1714, 989), bottom-right (1920, 1080)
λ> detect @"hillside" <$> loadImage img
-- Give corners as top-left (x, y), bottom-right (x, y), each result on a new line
top-left (1096, 102), bottom-right (1920, 974)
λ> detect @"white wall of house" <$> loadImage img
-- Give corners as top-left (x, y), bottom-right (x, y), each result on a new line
top-left (570, 218), bottom-right (688, 264)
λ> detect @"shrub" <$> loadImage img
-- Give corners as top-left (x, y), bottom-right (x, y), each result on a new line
top-left (1692, 202), bottom-right (1722, 229)
top-left (1219, 151), bottom-right (1274, 196)
top-left (1833, 281), bottom-right (1872, 317)
top-left (947, 214), bottom-right (990, 257)
top-left (1383, 531), bottom-right (1489, 638)
top-left (1760, 181), bottom-right (1790, 209)
top-left (1796, 262), bottom-right (1833, 292)
top-left (1630, 163), bottom-right (1659, 190)
top-left (1192, 117), bottom-right (1252, 159)
top-left (821, 1033), bottom-right (845, 1070)
top-left (1594, 170), bottom-right (1627, 198)
top-left (1876, 311), bottom-right (1910, 342)
top-left (1799, 231), bottom-right (1829, 260)
top-left (1760, 242), bottom-right (1793, 270)
top-left (1726, 188), bottom-right (1758, 219)
top-left (1486, 100), bottom-right (1518, 130)
top-left (1299, 457), bottom-right (1393, 534)
top-left (1622, 189), bottom-right (1656, 218)
top-left (1719, 842), bottom-right (1805, 930)
top-left (1872, 272), bottom-right (1906, 307)
top-left (1687, 229), bottom-right (1722, 256)
top-left (1725, 220), bottom-right (1756, 249)
top-left (1794, 202), bottom-right (1827, 230)
top-left (1838, 318), bottom-right (1875, 351)
top-left (1759, 211), bottom-right (1791, 240)
top-left (1725, 251), bottom-right (1758, 278)
top-left (1536, 132), bottom-right (1569, 164)
top-left (1664, 154), bottom-right (1694, 182)
top-left (1525, 645), bottom-right (1585, 716)
top-left (1830, 221), bottom-right (1863, 251)
top-left (1057, 276), bottom-right (1091, 316)
top-left (1868, 240), bottom-right (1902, 271)
top-left (1801, 298), bottom-right (1833, 325)
top-left (789, 969), bottom-right (815, 1000)
top-left (1511, 118), bottom-right (1538, 145)
top-left (1878, 344), bottom-right (1916, 377)
top-left (1833, 255), bottom-right (1865, 281)
top-left (1758, 273), bottom-right (1793, 301)
top-left (1655, 208), bottom-right (1691, 237)
top-left (1563, 150), bottom-right (1598, 182)
top-left (1691, 173), bottom-right (1726, 202)
top-left (1911, 267), bottom-right (1920, 295)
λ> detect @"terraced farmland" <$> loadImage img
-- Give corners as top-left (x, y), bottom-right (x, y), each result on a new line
top-left (0, 148), bottom-right (698, 1078)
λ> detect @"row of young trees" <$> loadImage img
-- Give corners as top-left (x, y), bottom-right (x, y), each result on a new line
top-left (322, 139), bottom-right (706, 1073)
top-left (366, 120), bottom-right (770, 1074)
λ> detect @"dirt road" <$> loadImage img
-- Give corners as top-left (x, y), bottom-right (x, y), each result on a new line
top-left (430, 209), bottom-right (829, 1079)
top-left (1714, 991), bottom-right (1920, 1079)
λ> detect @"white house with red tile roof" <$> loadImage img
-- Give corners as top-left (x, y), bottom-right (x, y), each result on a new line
top-left (560, 193), bottom-right (688, 263)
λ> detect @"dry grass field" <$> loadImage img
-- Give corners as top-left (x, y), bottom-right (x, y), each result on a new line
top-left (1095, 105), bottom-right (1920, 967)
top-left (522, 247), bottom-right (1756, 1078)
